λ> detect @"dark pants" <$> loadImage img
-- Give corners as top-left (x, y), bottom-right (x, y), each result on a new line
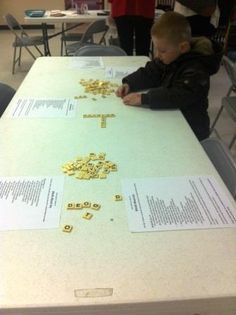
top-left (187, 15), bottom-right (216, 38)
top-left (114, 15), bottom-right (153, 56)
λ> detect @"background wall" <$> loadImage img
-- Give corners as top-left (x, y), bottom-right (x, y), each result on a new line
top-left (0, 0), bottom-right (66, 25)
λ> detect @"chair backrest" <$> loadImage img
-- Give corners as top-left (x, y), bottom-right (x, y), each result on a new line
top-left (4, 14), bottom-right (23, 31)
top-left (75, 44), bottom-right (127, 56)
top-left (4, 14), bottom-right (27, 38)
top-left (80, 19), bottom-right (109, 44)
top-left (201, 137), bottom-right (236, 199)
top-left (222, 55), bottom-right (236, 94)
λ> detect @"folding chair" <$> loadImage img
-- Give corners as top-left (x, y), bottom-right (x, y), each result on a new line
top-left (201, 137), bottom-right (236, 199)
top-left (60, 23), bottom-right (84, 56)
top-left (210, 55), bottom-right (236, 147)
top-left (220, 97), bottom-right (236, 148)
top-left (61, 0), bottom-right (105, 55)
top-left (65, 19), bottom-right (109, 55)
top-left (4, 14), bottom-right (45, 74)
top-left (74, 44), bottom-right (127, 56)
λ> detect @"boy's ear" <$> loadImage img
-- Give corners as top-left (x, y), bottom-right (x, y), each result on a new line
top-left (179, 41), bottom-right (190, 54)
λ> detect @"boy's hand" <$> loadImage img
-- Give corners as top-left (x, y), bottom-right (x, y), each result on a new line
top-left (123, 93), bottom-right (142, 106)
top-left (116, 83), bottom-right (130, 98)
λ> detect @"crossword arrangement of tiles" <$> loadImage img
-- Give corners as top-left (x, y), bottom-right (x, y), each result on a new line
top-left (63, 79), bottom-right (123, 232)
top-left (83, 113), bottom-right (115, 128)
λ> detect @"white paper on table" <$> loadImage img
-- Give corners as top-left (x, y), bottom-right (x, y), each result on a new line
top-left (0, 176), bottom-right (64, 231)
top-left (122, 176), bottom-right (236, 232)
top-left (8, 98), bottom-right (78, 118)
top-left (70, 56), bottom-right (104, 69)
top-left (105, 67), bottom-right (136, 79)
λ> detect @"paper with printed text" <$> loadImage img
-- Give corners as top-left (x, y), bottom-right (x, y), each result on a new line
top-left (122, 176), bottom-right (236, 232)
top-left (8, 98), bottom-right (77, 118)
top-left (0, 176), bottom-right (64, 230)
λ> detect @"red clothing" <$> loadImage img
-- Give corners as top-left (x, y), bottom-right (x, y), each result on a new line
top-left (109, 0), bottom-right (155, 18)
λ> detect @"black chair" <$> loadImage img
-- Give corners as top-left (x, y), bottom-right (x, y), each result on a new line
top-left (201, 137), bottom-right (236, 199)
top-left (4, 14), bottom-right (45, 74)
top-left (0, 83), bottom-right (16, 117)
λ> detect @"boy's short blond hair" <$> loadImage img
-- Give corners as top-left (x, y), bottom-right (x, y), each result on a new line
top-left (151, 11), bottom-right (192, 44)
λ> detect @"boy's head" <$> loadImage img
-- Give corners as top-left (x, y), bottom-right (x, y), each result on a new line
top-left (151, 11), bottom-right (192, 64)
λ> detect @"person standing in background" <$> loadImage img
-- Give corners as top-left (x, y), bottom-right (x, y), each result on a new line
top-left (108, 0), bottom-right (155, 56)
top-left (174, 0), bottom-right (219, 38)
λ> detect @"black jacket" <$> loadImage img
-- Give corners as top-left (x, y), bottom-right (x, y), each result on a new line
top-left (123, 38), bottom-right (222, 140)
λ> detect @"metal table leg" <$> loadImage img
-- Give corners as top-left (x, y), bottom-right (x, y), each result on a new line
top-left (42, 23), bottom-right (51, 56)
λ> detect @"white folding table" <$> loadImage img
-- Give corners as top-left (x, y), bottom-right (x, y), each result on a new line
top-left (24, 10), bottom-right (108, 55)
top-left (0, 56), bottom-right (236, 315)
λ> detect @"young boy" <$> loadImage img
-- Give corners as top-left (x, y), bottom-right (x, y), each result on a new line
top-left (116, 11), bottom-right (222, 140)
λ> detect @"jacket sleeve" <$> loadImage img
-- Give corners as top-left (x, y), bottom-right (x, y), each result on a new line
top-left (141, 66), bottom-right (209, 110)
top-left (122, 60), bottom-right (162, 92)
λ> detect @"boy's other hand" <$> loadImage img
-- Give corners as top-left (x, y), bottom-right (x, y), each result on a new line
top-left (123, 93), bottom-right (141, 106)
top-left (116, 83), bottom-right (130, 98)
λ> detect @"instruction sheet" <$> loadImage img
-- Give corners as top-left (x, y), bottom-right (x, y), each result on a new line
top-left (122, 176), bottom-right (236, 232)
top-left (8, 98), bottom-right (77, 118)
top-left (0, 176), bottom-right (64, 231)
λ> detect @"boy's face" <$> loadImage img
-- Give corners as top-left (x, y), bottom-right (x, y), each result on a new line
top-left (152, 37), bottom-right (185, 65)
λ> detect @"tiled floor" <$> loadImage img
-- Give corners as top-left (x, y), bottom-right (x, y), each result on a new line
top-left (0, 27), bottom-right (236, 158)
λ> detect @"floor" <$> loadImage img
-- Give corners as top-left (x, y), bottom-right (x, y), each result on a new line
top-left (0, 27), bottom-right (236, 159)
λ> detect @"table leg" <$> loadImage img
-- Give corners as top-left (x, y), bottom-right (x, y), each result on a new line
top-left (40, 22), bottom-right (84, 56)
top-left (42, 23), bottom-right (51, 56)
